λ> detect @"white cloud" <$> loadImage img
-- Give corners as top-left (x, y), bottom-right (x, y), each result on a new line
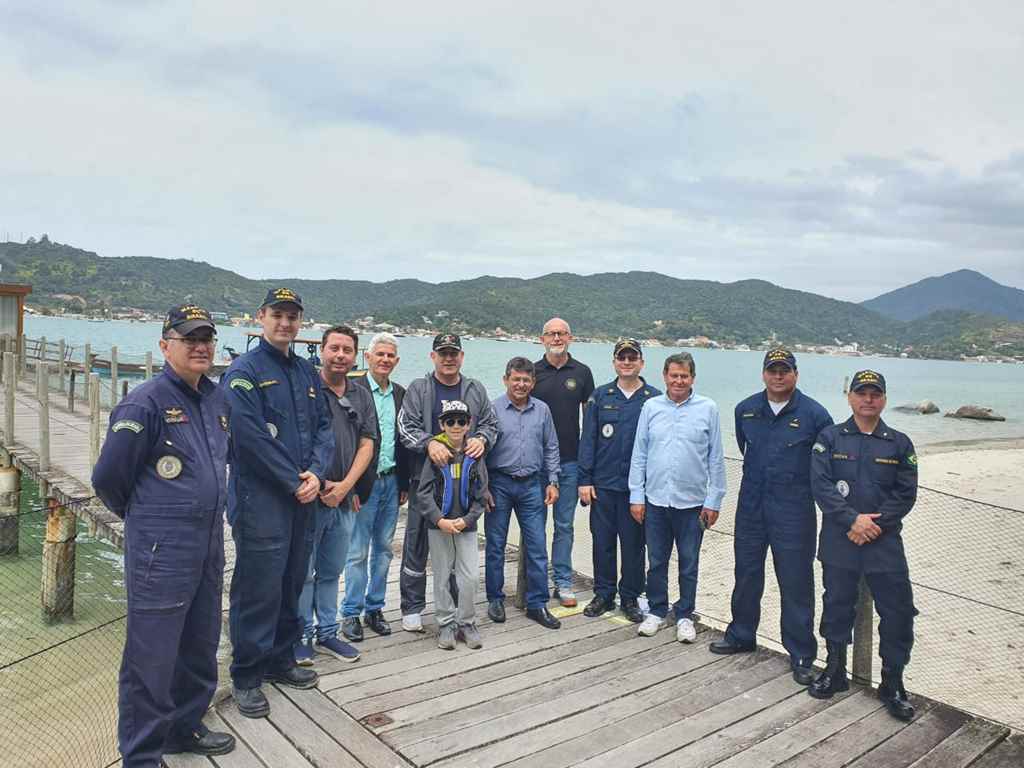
top-left (1, 1), bottom-right (1022, 300)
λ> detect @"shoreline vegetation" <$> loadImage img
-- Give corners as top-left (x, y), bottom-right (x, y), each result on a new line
top-left (5, 239), bottom-right (1024, 364)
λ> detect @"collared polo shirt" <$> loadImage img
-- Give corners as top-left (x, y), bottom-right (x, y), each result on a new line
top-left (532, 353), bottom-right (595, 462)
top-left (369, 376), bottom-right (396, 474)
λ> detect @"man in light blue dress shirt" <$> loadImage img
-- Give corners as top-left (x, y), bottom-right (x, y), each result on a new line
top-left (486, 357), bottom-right (563, 630)
top-left (629, 352), bottom-right (727, 643)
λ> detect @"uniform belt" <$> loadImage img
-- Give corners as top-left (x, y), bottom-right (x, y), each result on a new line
top-left (499, 471), bottom-right (538, 482)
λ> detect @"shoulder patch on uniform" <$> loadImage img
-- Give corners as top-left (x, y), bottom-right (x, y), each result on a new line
top-left (812, 442), bottom-right (826, 453)
top-left (229, 377), bottom-right (254, 391)
top-left (112, 419), bottom-right (144, 433)
top-left (258, 379), bottom-right (279, 388)
top-left (906, 453), bottom-right (917, 466)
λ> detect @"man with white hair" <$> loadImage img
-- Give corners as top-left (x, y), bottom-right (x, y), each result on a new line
top-left (341, 332), bottom-right (410, 640)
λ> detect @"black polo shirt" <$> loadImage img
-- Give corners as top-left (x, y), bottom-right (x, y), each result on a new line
top-left (532, 354), bottom-right (595, 462)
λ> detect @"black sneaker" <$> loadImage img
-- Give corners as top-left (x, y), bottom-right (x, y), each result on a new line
top-left (233, 685), bottom-right (270, 718)
top-left (342, 615), bottom-right (364, 642)
top-left (364, 609), bottom-right (392, 636)
top-left (264, 665), bottom-right (319, 689)
top-left (165, 724), bottom-right (236, 756)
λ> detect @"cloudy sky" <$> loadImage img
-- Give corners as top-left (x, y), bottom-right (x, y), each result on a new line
top-left (2, 1), bottom-right (1022, 300)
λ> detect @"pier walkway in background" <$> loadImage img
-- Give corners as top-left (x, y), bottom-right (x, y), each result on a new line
top-left (0, 346), bottom-right (1021, 768)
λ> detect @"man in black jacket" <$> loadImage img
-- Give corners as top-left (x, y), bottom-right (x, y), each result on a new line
top-left (341, 332), bottom-right (411, 640)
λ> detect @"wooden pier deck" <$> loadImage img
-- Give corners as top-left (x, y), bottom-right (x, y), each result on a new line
top-left (1, 350), bottom-right (1020, 768)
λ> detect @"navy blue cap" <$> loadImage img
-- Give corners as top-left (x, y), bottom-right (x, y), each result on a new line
top-left (763, 348), bottom-right (797, 370)
top-left (261, 287), bottom-right (303, 311)
top-left (850, 369), bottom-right (886, 393)
top-left (163, 304), bottom-right (215, 336)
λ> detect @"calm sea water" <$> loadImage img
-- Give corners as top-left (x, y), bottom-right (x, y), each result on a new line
top-left (27, 315), bottom-right (1024, 450)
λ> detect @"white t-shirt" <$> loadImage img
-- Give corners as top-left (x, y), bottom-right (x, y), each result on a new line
top-left (768, 399), bottom-right (789, 415)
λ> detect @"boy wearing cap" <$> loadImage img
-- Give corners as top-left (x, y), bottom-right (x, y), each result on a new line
top-left (397, 332), bottom-right (499, 632)
top-left (808, 370), bottom-right (919, 722)
top-left (415, 400), bottom-right (490, 649)
top-left (710, 348), bottom-right (833, 685)
top-left (93, 305), bottom-right (236, 764)
top-left (223, 288), bottom-right (335, 719)
top-left (577, 339), bottom-right (660, 622)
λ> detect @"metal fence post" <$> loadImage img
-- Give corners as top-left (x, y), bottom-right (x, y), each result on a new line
top-left (851, 576), bottom-right (874, 685)
top-left (67, 369), bottom-right (76, 412)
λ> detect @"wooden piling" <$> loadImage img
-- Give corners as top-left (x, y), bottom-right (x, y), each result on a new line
top-left (514, 531), bottom-right (527, 610)
top-left (37, 363), bottom-right (50, 474)
top-left (18, 333), bottom-right (26, 377)
top-left (83, 342), bottom-right (91, 403)
top-left (0, 449), bottom-right (20, 556)
top-left (110, 346), bottom-right (118, 408)
top-left (145, 351), bottom-right (153, 380)
top-left (4, 353), bottom-right (14, 446)
top-left (89, 374), bottom-right (101, 470)
top-left (39, 335), bottom-right (47, 367)
top-left (41, 497), bottom-right (76, 623)
top-left (851, 576), bottom-right (874, 684)
top-left (57, 338), bottom-right (66, 392)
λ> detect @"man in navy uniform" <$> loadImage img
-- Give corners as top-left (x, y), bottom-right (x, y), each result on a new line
top-left (808, 369), bottom-right (918, 722)
top-left (577, 339), bottom-right (660, 622)
top-left (223, 288), bottom-right (334, 718)
top-left (93, 304), bottom-right (235, 766)
top-left (710, 349), bottom-right (833, 684)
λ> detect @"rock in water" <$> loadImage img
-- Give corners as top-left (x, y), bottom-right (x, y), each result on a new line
top-left (944, 405), bottom-right (1006, 421)
top-left (894, 400), bottom-right (940, 415)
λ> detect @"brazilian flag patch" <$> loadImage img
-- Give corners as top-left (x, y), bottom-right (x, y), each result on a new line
top-left (907, 453), bottom-right (918, 466)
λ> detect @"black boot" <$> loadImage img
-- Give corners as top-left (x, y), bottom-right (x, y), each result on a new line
top-left (879, 665), bottom-right (915, 721)
top-left (808, 641), bottom-right (849, 699)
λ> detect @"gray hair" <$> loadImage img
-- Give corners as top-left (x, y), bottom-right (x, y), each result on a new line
top-left (367, 332), bottom-right (399, 354)
top-left (664, 352), bottom-right (696, 376)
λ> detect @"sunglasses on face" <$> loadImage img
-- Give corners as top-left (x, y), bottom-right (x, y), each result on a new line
top-left (615, 352), bottom-right (640, 362)
top-left (441, 417), bottom-right (469, 427)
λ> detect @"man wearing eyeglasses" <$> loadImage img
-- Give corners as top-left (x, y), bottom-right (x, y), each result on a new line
top-left (396, 332), bottom-right (499, 633)
top-left (93, 304), bottom-right (236, 765)
top-left (532, 318), bottom-right (595, 607)
top-left (577, 339), bottom-right (660, 623)
top-left (223, 288), bottom-right (334, 719)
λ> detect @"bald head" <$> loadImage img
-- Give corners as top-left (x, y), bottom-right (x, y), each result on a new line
top-left (540, 317), bottom-right (573, 362)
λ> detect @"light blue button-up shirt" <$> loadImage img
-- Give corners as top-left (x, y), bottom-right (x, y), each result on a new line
top-left (628, 392), bottom-right (727, 510)
top-left (488, 394), bottom-right (561, 484)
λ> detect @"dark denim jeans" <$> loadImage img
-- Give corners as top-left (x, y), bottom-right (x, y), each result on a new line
top-left (644, 502), bottom-right (704, 620)
top-left (298, 503), bottom-right (353, 641)
top-left (342, 474), bottom-right (400, 617)
top-left (486, 471), bottom-right (550, 609)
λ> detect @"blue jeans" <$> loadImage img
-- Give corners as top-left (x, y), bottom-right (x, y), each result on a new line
top-left (549, 460), bottom-right (578, 591)
top-left (645, 502), bottom-right (704, 620)
top-left (298, 503), bottom-right (353, 641)
top-left (486, 472), bottom-right (550, 610)
top-left (342, 474), bottom-right (400, 617)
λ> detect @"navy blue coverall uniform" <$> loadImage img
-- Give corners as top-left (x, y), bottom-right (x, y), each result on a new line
top-left (223, 337), bottom-right (334, 689)
top-left (92, 364), bottom-right (228, 767)
top-left (725, 389), bottom-right (833, 663)
top-left (577, 379), bottom-right (660, 604)
top-left (811, 417), bottom-right (918, 667)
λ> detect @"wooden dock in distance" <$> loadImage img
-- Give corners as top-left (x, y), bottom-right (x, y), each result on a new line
top-left (0, 334), bottom-right (1019, 768)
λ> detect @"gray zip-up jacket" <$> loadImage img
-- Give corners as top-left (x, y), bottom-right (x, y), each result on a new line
top-left (397, 371), bottom-right (499, 483)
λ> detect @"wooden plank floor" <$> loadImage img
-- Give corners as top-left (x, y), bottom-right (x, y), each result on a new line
top-left (164, 548), bottom-right (1013, 768)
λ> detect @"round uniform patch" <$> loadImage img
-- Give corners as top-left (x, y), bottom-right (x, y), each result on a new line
top-left (565, 378), bottom-right (578, 391)
top-left (835, 480), bottom-right (850, 498)
top-left (156, 455), bottom-right (183, 479)
top-left (266, 422), bottom-right (279, 439)
top-left (601, 423), bottom-right (615, 438)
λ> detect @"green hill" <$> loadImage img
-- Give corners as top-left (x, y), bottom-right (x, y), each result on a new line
top-left (2, 238), bottom-right (1021, 360)
top-left (862, 269), bottom-right (1024, 322)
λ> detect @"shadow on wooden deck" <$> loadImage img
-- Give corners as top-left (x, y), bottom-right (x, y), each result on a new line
top-left (163, 555), bottom-right (1018, 768)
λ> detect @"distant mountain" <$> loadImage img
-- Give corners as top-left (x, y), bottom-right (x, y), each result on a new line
top-left (2, 239), bottom-right (1023, 360)
top-left (862, 269), bottom-right (1024, 322)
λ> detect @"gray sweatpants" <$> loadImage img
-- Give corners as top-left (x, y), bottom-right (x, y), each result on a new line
top-left (427, 528), bottom-right (478, 627)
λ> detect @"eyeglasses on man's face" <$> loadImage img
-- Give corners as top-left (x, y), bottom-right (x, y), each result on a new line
top-left (164, 335), bottom-right (217, 347)
top-left (543, 330), bottom-right (569, 338)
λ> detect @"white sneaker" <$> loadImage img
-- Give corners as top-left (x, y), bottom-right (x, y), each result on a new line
top-left (401, 613), bottom-right (424, 633)
top-left (638, 614), bottom-right (665, 637)
top-left (676, 617), bottom-right (696, 643)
